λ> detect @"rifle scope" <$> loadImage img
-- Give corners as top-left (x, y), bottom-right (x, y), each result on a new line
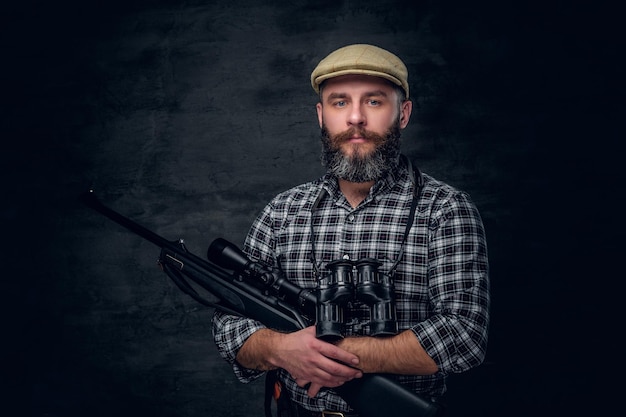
top-left (207, 238), bottom-right (317, 315)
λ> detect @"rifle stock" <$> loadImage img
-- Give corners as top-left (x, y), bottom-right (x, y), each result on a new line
top-left (81, 191), bottom-right (443, 417)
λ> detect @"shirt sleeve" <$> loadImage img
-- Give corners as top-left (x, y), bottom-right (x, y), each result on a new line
top-left (211, 202), bottom-right (277, 383)
top-left (412, 190), bottom-right (490, 374)
top-left (211, 310), bottom-right (267, 383)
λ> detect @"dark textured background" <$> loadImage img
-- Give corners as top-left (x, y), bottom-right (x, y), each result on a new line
top-left (2, 1), bottom-right (622, 416)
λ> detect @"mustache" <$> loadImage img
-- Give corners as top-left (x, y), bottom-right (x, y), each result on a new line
top-left (328, 126), bottom-right (387, 146)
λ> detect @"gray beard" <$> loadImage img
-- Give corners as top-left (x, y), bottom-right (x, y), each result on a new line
top-left (320, 122), bottom-right (402, 183)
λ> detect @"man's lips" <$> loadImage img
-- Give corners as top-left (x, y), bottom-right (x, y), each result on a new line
top-left (347, 136), bottom-right (367, 143)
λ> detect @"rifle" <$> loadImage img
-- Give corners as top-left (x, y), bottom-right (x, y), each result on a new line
top-left (80, 191), bottom-right (444, 417)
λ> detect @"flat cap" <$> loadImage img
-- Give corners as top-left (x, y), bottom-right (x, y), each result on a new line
top-left (311, 44), bottom-right (409, 98)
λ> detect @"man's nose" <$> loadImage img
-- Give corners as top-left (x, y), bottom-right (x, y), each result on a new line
top-left (347, 104), bottom-right (366, 126)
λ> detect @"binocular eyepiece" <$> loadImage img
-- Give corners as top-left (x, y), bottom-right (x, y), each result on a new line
top-left (315, 258), bottom-right (398, 341)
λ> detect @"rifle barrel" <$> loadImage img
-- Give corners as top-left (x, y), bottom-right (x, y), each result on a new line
top-left (80, 190), bottom-right (175, 249)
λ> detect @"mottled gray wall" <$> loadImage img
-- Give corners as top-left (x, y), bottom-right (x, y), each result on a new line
top-left (3, 1), bottom-right (621, 416)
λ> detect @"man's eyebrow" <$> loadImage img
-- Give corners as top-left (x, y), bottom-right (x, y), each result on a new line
top-left (363, 90), bottom-right (390, 97)
top-left (326, 92), bottom-right (348, 101)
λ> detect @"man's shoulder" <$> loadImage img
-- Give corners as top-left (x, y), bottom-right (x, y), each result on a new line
top-left (268, 178), bottom-right (324, 210)
top-left (421, 172), bottom-right (461, 195)
top-left (420, 172), bottom-right (475, 208)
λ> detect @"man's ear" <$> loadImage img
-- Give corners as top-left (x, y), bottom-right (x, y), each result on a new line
top-left (316, 102), bottom-right (323, 128)
top-left (399, 100), bottom-right (413, 129)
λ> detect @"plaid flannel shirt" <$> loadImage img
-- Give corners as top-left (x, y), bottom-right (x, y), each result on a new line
top-left (212, 160), bottom-right (490, 412)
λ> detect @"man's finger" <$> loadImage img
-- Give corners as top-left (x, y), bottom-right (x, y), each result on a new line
top-left (307, 382), bottom-right (323, 398)
top-left (317, 342), bottom-right (360, 367)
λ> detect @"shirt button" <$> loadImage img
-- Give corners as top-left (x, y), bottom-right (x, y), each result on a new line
top-left (347, 214), bottom-right (355, 222)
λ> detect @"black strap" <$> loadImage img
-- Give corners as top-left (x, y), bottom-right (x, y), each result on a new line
top-left (160, 261), bottom-right (246, 318)
top-left (265, 370), bottom-right (278, 417)
top-left (388, 156), bottom-right (423, 277)
top-left (309, 189), bottom-right (327, 278)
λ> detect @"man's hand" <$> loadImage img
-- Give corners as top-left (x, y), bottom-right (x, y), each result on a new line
top-left (236, 326), bottom-right (363, 397)
top-left (278, 326), bottom-right (363, 397)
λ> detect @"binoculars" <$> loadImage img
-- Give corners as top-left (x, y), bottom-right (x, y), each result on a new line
top-left (315, 258), bottom-right (398, 341)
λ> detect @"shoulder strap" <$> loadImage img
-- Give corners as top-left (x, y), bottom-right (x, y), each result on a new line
top-left (389, 155), bottom-right (424, 277)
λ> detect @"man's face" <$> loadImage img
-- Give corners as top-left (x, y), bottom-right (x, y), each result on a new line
top-left (316, 75), bottom-right (412, 182)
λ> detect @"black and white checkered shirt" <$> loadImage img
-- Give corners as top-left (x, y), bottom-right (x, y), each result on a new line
top-left (212, 159), bottom-right (490, 412)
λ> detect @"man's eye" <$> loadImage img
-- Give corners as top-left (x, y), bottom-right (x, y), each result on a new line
top-left (334, 101), bottom-right (346, 107)
top-left (368, 99), bottom-right (381, 106)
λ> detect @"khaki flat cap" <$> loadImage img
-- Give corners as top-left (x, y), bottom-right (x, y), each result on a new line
top-left (311, 44), bottom-right (409, 98)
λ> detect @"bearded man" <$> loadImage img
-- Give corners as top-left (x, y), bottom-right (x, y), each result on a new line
top-left (212, 44), bottom-right (490, 417)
